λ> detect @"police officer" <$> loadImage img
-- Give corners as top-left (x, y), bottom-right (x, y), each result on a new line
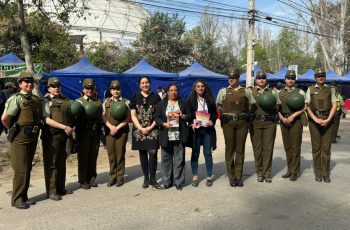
top-left (1, 71), bottom-right (41, 209)
top-left (42, 77), bottom-right (74, 201)
top-left (216, 68), bottom-right (255, 187)
top-left (306, 68), bottom-right (337, 183)
top-left (278, 70), bottom-right (305, 181)
top-left (330, 81), bottom-right (344, 143)
top-left (101, 80), bottom-right (130, 187)
top-left (76, 78), bottom-right (102, 189)
top-left (250, 71), bottom-right (281, 183)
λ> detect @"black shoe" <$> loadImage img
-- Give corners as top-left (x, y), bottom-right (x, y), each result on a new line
top-left (49, 194), bottom-right (62, 201)
top-left (264, 177), bottom-right (272, 183)
top-left (229, 179), bottom-right (237, 187)
top-left (150, 180), bottom-right (162, 190)
top-left (236, 179), bottom-right (244, 187)
top-left (290, 174), bottom-right (298, 181)
top-left (80, 183), bottom-right (91, 190)
top-left (142, 177), bottom-right (149, 189)
top-left (58, 189), bottom-right (73, 196)
top-left (12, 202), bottom-right (29, 209)
top-left (116, 181), bottom-right (124, 187)
top-left (192, 180), bottom-right (199, 187)
top-left (163, 184), bottom-right (173, 189)
top-left (282, 172), bottom-right (292, 178)
top-left (323, 176), bottom-right (331, 183)
top-left (206, 179), bottom-right (213, 187)
top-left (176, 185), bottom-right (183, 190)
top-left (257, 176), bottom-right (264, 182)
top-left (107, 180), bottom-right (116, 187)
top-left (23, 199), bottom-right (36, 205)
top-left (315, 177), bottom-right (322, 182)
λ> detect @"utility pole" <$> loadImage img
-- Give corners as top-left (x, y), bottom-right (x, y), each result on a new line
top-left (246, 0), bottom-right (255, 87)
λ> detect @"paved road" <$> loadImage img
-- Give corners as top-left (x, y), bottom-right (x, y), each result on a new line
top-left (0, 119), bottom-right (350, 230)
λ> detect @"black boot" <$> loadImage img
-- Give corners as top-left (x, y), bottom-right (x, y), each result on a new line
top-left (142, 175), bottom-right (149, 189)
top-left (150, 178), bottom-right (162, 190)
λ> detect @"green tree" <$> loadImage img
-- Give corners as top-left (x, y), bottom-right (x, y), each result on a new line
top-left (239, 43), bottom-right (270, 72)
top-left (133, 12), bottom-right (192, 72)
top-left (0, 8), bottom-right (78, 71)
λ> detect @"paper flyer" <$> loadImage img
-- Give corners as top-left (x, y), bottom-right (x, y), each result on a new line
top-left (195, 111), bottom-right (210, 126)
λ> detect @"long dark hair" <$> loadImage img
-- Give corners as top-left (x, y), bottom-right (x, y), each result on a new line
top-left (187, 79), bottom-right (215, 105)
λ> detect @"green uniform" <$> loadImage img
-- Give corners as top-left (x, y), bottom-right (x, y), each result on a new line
top-left (42, 94), bottom-right (72, 197)
top-left (216, 86), bottom-right (255, 181)
top-left (306, 84), bottom-right (337, 178)
top-left (103, 97), bottom-right (129, 184)
top-left (76, 95), bottom-right (102, 185)
top-left (279, 87), bottom-right (305, 176)
top-left (331, 89), bottom-right (344, 142)
top-left (250, 86), bottom-right (281, 179)
top-left (4, 92), bottom-right (42, 206)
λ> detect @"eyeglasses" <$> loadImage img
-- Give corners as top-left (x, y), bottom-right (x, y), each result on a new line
top-left (256, 77), bottom-right (266, 80)
top-left (315, 74), bottom-right (326, 78)
top-left (49, 85), bottom-right (61, 88)
top-left (84, 86), bottom-right (95, 90)
top-left (229, 76), bottom-right (239, 80)
top-left (286, 77), bottom-right (296, 80)
top-left (110, 87), bottom-right (121, 91)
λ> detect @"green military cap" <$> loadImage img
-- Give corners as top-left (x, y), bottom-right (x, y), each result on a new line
top-left (82, 78), bottom-right (96, 88)
top-left (47, 77), bottom-right (61, 86)
top-left (229, 68), bottom-right (241, 78)
top-left (256, 70), bottom-right (267, 78)
top-left (285, 70), bottom-right (296, 78)
top-left (109, 80), bottom-right (121, 89)
top-left (18, 70), bottom-right (34, 81)
top-left (314, 68), bottom-right (326, 77)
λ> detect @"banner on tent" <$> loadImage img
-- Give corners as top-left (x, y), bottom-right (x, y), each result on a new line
top-left (0, 63), bottom-right (42, 77)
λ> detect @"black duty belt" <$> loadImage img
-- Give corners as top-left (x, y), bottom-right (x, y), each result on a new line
top-left (86, 124), bottom-right (99, 131)
top-left (223, 114), bottom-right (247, 121)
top-left (255, 115), bottom-right (276, 121)
top-left (314, 111), bottom-right (330, 116)
top-left (20, 125), bottom-right (40, 133)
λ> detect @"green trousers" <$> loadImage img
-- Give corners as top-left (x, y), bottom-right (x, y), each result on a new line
top-left (331, 110), bottom-right (342, 142)
top-left (309, 118), bottom-right (333, 177)
top-left (42, 131), bottom-right (68, 196)
top-left (106, 132), bottom-right (128, 183)
top-left (250, 120), bottom-right (277, 178)
top-left (77, 133), bottom-right (100, 184)
top-left (10, 129), bottom-right (39, 205)
top-left (222, 120), bottom-right (249, 180)
top-left (280, 118), bottom-right (302, 175)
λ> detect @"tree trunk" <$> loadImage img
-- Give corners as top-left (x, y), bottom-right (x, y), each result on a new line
top-left (16, 0), bottom-right (34, 73)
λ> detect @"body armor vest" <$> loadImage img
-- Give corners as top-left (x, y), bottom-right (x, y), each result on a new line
top-left (309, 85), bottom-right (332, 112)
top-left (279, 88), bottom-right (300, 114)
top-left (252, 88), bottom-right (276, 115)
top-left (79, 97), bottom-right (102, 124)
top-left (222, 87), bottom-right (249, 114)
top-left (17, 94), bottom-right (42, 126)
top-left (48, 96), bottom-right (72, 125)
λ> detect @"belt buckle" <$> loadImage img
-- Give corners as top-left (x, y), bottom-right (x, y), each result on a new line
top-left (232, 115), bottom-right (238, 121)
top-left (32, 126), bottom-right (39, 133)
top-left (261, 115), bottom-right (265, 121)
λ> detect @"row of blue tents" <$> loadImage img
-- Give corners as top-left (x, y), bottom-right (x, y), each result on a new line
top-left (1, 52), bottom-right (350, 99)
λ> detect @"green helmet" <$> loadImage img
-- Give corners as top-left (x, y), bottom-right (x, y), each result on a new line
top-left (257, 93), bottom-right (276, 111)
top-left (70, 101), bottom-right (83, 117)
top-left (286, 93), bottom-right (305, 110)
top-left (83, 102), bottom-right (100, 119)
top-left (111, 101), bottom-right (129, 120)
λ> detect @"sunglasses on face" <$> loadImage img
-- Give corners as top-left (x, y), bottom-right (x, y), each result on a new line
top-left (84, 86), bottom-right (95, 90)
top-left (286, 77), bottom-right (296, 80)
top-left (229, 76), bottom-right (239, 80)
top-left (111, 87), bottom-right (121, 91)
top-left (256, 77), bottom-right (266, 80)
top-left (21, 79), bottom-right (34, 84)
top-left (315, 74), bottom-right (326, 78)
top-left (49, 84), bottom-right (61, 88)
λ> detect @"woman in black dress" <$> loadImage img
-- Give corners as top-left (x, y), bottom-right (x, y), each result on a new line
top-left (130, 76), bottom-right (162, 189)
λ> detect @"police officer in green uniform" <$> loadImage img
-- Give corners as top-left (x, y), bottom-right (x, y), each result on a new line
top-left (42, 77), bottom-right (74, 201)
top-left (216, 68), bottom-right (255, 187)
top-left (278, 70), bottom-right (306, 181)
top-left (250, 71), bottom-right (281, 183)
top-left (101, 80), bottom-right (130, 187)
top-left (330, 81), bottom-right (344, 143)
top-left (1, 71), bottom-right (41, 209)
top-left (306, 68), bottom-right (337, 183)
top-left (76, 78), bottom-right (102, 189)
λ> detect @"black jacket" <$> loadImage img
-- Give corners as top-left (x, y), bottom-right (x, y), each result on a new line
top-left (155, 99), bottom-right (191, 148)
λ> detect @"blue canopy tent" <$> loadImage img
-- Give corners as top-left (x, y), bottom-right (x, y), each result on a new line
top-left (46, 56), bottom-right (120, 100)
top-left (269, 67), bottom-right (288, 82)
top-left (0, 52), bottom-right (25, 64)
top-left (326, 70), bottom-right (343, 83)
top-left (121, 58), bottom-right (179, 99)
top-left (341, 71), bottom-right (350, 83)
top-left (179, 61), bottom-right (227, 98)
top-left (297, 69), bottom-right (315, 82)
